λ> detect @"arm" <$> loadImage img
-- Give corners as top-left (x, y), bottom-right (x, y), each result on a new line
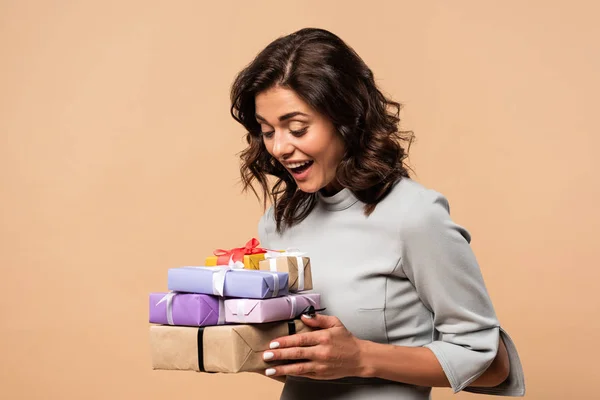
top-left (470, 336), bottom-right (510, 387)
top-left (260, 190), bottom-right (523, 394)
top-left (263, 312), bottom-right (509, 388)
top-left (357, 333), bottom-right (509, 387)
top-left (393, 189), bottom-right (513, 392)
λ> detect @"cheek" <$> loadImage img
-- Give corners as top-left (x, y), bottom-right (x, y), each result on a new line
top-left (262, 139), bottom-right (274, 156)
top-left (313, 132), bottom-right (341, 160)
top-left (326, 138), bottom-right (344, 166)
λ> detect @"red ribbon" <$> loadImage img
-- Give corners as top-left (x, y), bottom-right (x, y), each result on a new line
top-left (213, 238), bottom-right (268, 265)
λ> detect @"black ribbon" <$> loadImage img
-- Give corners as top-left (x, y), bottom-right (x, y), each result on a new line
top-left (196, 306), bottom-right (326, 372)
top-left (196, 327), bottom-right (213, 373)
top-left (296, 305), bottom-right (326, 318)
top-left (287, 320), bottom-right (296, 335)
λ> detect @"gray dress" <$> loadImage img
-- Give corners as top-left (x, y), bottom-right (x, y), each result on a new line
top-left (258, 178), bottom-right (525, 399)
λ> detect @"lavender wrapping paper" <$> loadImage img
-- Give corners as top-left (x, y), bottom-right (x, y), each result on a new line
top-left (149, 292), bottom-right (222, 327)
top-left (224, 293), bottom-right (321, 324)
top-left (167, 267), bottom-right (289, 299)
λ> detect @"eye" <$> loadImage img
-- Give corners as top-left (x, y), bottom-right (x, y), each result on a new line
top-left (259, 123), bottom-right (274, 139)
top-left (290, 126), bottom-right (308, 137)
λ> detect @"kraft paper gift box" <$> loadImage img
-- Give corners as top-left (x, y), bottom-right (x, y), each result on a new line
top-left (259, 251), bottom-right (313, 292)
top-left (167, 266), bottom-right (289, 299)
top-left (150, 319), bottom-right (313, 373)
top-left (224, 293), bottom-right (321, 324)
top-left (149, 292), bottom-right (225, 327)
top-left (205, 237), bottom-right (269, 270)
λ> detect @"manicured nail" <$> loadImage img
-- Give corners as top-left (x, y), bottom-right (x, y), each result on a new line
top-left (263, 351), bottom-right (274, 360)
top-left (269, 341), bottom-right (280, 349)
top-left (265, 368), bottom-right (276, 376)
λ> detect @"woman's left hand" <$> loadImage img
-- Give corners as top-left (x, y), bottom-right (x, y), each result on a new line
top-left (262, 313), bottom-right (368, 380)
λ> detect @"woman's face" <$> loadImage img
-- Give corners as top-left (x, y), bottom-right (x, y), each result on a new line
top-left (255, 86), bottom-right (345, 194)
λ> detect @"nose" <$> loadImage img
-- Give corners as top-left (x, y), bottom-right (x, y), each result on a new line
top-left (271, 131), bottom-right (294, 160)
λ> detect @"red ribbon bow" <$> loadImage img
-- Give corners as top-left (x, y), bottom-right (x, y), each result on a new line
top-left (213, 238), bottom-right (268, 265)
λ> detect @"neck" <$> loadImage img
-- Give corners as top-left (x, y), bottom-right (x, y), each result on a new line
top-left (319, 179), bottom-right (344, 197)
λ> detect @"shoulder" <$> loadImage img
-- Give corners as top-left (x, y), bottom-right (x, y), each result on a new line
top-left (258, 205), bottom-right (275, 228)
top-left (374, 177), bottom-right (446, 219)
top-left (378, 178), bottom-right (470, 242)
top-left (257, 205), bottom-right (276, 245)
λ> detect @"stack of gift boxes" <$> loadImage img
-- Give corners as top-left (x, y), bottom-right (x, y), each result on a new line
top-left (148, 238), bottom-right (320, 374)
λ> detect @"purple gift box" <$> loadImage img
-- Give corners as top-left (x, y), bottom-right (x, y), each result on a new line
top-left (149, 292), bottom-right (223, 326)
top-left (225, 293), bottom-right (321, 324)
top-left (167, 267), bottom-right (289, 299)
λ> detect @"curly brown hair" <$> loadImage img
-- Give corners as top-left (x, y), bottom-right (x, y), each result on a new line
top-left (230, 28), bottom-right (414, 232)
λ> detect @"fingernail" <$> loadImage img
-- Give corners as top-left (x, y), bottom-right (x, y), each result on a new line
top-left (269, 341), bottom-right (280, 349)
top-left (302, 314), bottom-right (313, 319)
top-left (263, 351), bottom-right (274, 360)
top-left (265, 368), bottom-right (276, 376)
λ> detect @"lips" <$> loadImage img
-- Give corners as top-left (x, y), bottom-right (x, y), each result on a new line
top-left (286, 160), bottom-right (312, 169)
top-left (287, 160), bottom-right (314, 175)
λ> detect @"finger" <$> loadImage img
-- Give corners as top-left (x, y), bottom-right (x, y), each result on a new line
top-left (263, 346), bottom-right (317, 362)
top-left (300, 313), bottom-right (342, 329)
top-left (265, 361), bottom-right (317, 377)
top-left (269, 331), bottom-right (322, 349)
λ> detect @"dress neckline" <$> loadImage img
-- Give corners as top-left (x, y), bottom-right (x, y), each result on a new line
top-left (316, 187), bottom-right (359, 211)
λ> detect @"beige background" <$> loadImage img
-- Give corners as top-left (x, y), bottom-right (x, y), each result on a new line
top-left (1, 1), bottom-right (598, 399)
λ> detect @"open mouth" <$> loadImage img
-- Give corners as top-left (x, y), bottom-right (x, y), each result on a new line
top-left (289, 160), bottom-right (314, 174)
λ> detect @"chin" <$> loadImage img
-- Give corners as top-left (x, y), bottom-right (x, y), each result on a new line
top-left (296, 182), bottom-right (322, 194)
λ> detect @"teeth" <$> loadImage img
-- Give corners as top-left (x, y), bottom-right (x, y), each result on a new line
top-left (287, 161), bottom-right (311, 169)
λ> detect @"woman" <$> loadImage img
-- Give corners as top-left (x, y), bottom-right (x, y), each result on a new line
top-left (229, 28), bottom-right (525, 400)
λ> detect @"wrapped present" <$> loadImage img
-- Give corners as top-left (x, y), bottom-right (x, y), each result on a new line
top-left (259, 249), bottom-right (313, 292)
top-left (224, 293), bottom-right (320, 324)
top-left (205, 254), bottom-right (265, 270)
top-left (149, 292), bottom-right (225, 327)
top-left (167, 263), bottom-right (289, 299)
top-left (150, 319), bottom-right (312, 373)
top-left (205, 238), bottom-right (269, 270)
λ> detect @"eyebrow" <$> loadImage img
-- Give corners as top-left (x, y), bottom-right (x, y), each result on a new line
top-left (255, 111), bottom-right (309, 122)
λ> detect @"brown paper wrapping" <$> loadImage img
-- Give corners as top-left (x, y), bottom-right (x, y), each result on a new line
top-left (150, 320), bottom-right (313, 373)
top-left (259, 256), bottom-right (313, 292)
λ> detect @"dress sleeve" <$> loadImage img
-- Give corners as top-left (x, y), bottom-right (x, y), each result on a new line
top-left (399, 189), bottom-right (526, 395)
